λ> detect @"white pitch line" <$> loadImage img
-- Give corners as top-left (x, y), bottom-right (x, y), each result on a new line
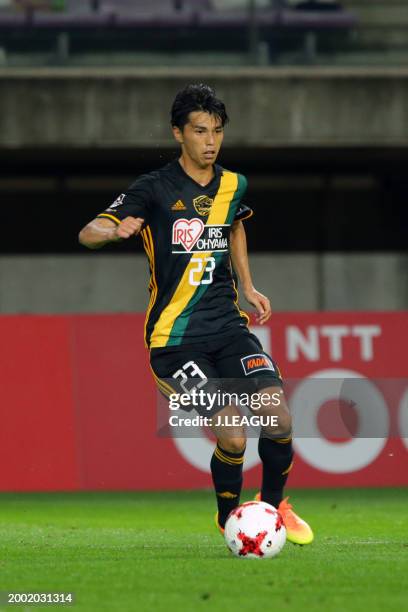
top-left (324, 540), bottom-right (396, 545)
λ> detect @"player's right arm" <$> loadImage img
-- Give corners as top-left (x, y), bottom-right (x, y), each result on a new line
top-left (80, 175), bottom-right (152, 249)
top-left (78, 216), bottom-right (144, 250)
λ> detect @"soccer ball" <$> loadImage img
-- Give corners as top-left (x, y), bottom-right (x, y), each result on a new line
top-left (224, 501), bottom-right (286, 559)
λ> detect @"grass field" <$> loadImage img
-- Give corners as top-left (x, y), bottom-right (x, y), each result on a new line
top-left (0, 488), bottom-right (406, 611)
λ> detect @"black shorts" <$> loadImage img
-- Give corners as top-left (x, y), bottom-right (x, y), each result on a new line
top-left (150, 330), bottom-right (283, 416)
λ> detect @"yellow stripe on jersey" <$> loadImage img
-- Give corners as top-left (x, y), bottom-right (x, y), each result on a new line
top-left (141, 229), bottom-right (153, 291)
top-left (141, 227), bottom-right (158, 348)
top-left (232, 278), bottom-right (250, 325)
top-left (150, 366), bottom-right (178, 397)
top-left (149, 171), bottom-right (239, 348)
top-left (97, 213), bottom-right (121, 225)
top-left (155, 379), bottom-right (173, 398)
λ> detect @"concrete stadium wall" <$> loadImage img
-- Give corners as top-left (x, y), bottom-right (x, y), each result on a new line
top-left (1, 253), bottom-right (406, 314)
top-left (2, 67), bottom-right (408, 147)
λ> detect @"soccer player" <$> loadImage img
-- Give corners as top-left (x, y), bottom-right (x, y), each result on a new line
top-left (79, 84), bottom-right (313, 545)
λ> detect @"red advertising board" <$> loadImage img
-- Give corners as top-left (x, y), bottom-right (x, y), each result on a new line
top-left (0, 313), bottom-right (407, 491)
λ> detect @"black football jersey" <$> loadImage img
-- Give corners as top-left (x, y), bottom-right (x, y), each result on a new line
top-left (97, 160), bottom-right (253, 348)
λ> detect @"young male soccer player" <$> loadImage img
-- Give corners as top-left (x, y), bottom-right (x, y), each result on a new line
top-left (79, 84), bottom-right (313, 545)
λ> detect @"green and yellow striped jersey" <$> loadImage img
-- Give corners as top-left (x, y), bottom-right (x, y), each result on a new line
top-left (97, 161), bottom-right (253, 348)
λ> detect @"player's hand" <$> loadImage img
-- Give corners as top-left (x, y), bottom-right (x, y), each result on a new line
top-left (243, 288), bottom-right (271, 325)
top-left (113, 216), bottom-right (145, 240)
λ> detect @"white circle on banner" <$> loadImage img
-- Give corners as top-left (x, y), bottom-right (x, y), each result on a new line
top-left (399, 387), bottom-right (408, 450)
top-left (172, 431), bottom-right (260, 473)
top-left (291, 369), bottom-right (389, 474)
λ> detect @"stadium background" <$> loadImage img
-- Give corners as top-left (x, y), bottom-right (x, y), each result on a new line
top-left (0, 0), bottom-right (407, 493)
top-left (1, 3), bottom-right (407, 611)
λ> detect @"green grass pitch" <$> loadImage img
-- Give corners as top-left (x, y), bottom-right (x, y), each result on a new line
top-left (0, 488), bottom-right (406, 611)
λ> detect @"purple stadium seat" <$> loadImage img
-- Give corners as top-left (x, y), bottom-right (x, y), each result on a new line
top-left (32, 0), bottom-right (109, 27)
top-left (102, 0), bottom-right (174, 13)
top-left (0, 0), bottom-right (357, 33)
top-left (63, 0), bottom-right (94, 14)
top-left (198, 0), bottom-right (355, 30)
top-left (199, 8), bottom-right (278, 27)
top-left (279, 7), bottom-right (356, 29)
top-left (99, 1), bottom-right (211, 18)
top-left (4, 0), bottom-right (101, 28)
top-left (99, 0), bottom-right (193, 27)
top-left (183, 0), bottom-right (211, 8)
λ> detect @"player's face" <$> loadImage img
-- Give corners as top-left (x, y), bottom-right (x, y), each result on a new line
top-left (173, 111), bottom-right (224, 169)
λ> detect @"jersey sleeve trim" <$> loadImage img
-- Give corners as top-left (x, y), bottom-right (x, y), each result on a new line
top-left (97, 213), bottom-right (121, 225)
top-left (234, 209), bottom-right (254, 222)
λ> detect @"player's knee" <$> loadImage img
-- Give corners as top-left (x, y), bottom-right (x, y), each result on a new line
top-left (277, 412), bottom-right (292, 435)
top-left (263, 412), bottom-right (292, 437)
top-left (219, 436), bottom-right (247, 454)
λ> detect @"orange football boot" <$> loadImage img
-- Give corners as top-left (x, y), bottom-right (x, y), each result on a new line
top-left (255, 493), bottom-right (314, 545)
top-left (215, 512), bottom-right (225, 535)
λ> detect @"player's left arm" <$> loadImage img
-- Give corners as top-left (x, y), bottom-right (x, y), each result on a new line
top-left (229, 220), bottom-right (271, 325)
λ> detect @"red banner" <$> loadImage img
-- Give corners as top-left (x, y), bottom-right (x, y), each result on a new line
top-left (0, 313), bottom-right (407, 491)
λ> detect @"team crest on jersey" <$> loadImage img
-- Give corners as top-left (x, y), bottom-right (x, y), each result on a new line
top-left (193, 195), bottom-right (213, 216)
top-left (241, 354), bottom-right (275, 376)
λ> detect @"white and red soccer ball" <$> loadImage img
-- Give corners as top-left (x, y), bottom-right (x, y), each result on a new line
top-left (224, 501), bottom-right (286, 559)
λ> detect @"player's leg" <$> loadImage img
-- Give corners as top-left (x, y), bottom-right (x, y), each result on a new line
top-left (253, 387), bottom-right (313, 544)
top-left (149, 346), bottom-right (245, 531)
top-left (250, 384), bottom-right (294, 508)
top-left (213, 330), bottom-right (292, 507)
top-left (209, 403), bottom-right (246, 532)
top-left (215, 330), bottom-right (314, 544)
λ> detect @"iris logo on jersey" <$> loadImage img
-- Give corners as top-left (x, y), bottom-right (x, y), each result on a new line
top-left (241, 353), bottom-right (275, 376)
top-left (172, 218), bottom-right (205, 251)
top-left (172, 219), bottom-right (229, 253)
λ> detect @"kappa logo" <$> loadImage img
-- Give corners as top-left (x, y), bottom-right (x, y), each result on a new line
top-left (193, 195), bottom-right (213, 216)
top-left (171, 199), bottom-right (187, 211)
top-left (241, 353), bottom-right (275, 376)
top-left (172, 218), bottom-right (205, 252)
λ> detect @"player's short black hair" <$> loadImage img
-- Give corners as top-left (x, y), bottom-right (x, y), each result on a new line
top-left (171, 84), bottom-right (229, 130)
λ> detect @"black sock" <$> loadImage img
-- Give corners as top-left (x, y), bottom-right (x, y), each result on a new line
top-left (210, 443), bottom-right (245, 528)
top-left (258, 436), bottom-right (294, 508)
